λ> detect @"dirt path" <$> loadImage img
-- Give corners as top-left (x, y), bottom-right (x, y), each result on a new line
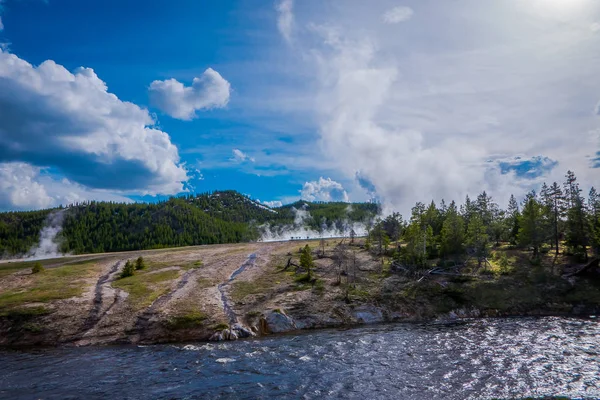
top-left (132, 267), bottom-right (199, 340)
top-left (217, 253), bottom-right (257, 325)
top-left (77, 260), bottom-right (125, 339)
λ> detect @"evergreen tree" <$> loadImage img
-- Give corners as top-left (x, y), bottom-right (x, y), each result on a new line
top-left (461, 195), bottom-right (476, 231)
top-left (563, 171), bottom-right (588, 260)
top-left (547, 182), bottom-right (564, 255)
top-left (135, 256), bottom-right (146, 270)
top-left (466, 214), bottom-right (489, 269)
top-left (299, 245), bottom-right (315, 280)
top-left (588, 187), bottom-right (600, 257)
top-left (381, 212), bottom-right (403, 241)
top-left (518, 191), bottom-right (544, 259)
top-left (506, 194), bottom-right (520, 245)
top-left (120, 260), bottom-right (135, 279)
top-left (440, 201), bottom-right (464, 260)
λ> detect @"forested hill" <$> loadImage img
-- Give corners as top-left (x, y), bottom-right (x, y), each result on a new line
top-left (0, 191), bottom-right (379, 257)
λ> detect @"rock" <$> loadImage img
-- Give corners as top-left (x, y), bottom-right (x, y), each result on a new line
top-left (231, 323), bottom-right (255, 338)
top-left (262, 310), bottom-right (297, 333)
top-left (352, 306), bottom-right (384, 324)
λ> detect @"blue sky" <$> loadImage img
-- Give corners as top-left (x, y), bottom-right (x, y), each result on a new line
top-left (0, 0), bottom-right (599, 213)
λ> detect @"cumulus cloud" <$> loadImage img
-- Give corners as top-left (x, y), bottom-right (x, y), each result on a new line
top-left (277, 2), bottom-right (600, 214)
top-left (149, 68), bottom-right (231, 120)
top-left (231, 149), bottom-right (255, 163)
top-left (382, 6), bottom-right (413, 24)
top-left (276, 0), bottom-right (294, 42)
top-left (0, 162), bottom-right (131, 211)
top-left (0, 49), bottom-right (189, 205)
top-left (301, 177), bottom-right (349, 202)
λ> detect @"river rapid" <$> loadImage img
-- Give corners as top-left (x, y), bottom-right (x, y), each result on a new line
top-left (1, 317), bottom-right (599, 399)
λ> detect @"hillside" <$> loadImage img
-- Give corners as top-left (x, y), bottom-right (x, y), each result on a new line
top-left (0, 239), bottom-right (598, 348)
top-left (0, 191), bottom-right (379, 257)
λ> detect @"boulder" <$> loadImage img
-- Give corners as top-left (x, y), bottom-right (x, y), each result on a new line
top-left (262, 310), bottom-right (297, 333)
top-left (352, 306), bottom-right (384, 324)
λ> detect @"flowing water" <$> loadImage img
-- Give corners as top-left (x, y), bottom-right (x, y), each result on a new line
top-left (1, 317), bottom-right (599, 399)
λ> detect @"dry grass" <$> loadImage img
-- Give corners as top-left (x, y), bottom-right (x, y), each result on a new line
top-left (112, 268), bottom-right (180, 309)
top-left (0, 260), bottom-right (99, 311)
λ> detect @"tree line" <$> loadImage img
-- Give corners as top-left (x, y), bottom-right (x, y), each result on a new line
top-left (368, 170), bottom-right (600, 268)
top-left (0, 191), bottom-right (378, 256)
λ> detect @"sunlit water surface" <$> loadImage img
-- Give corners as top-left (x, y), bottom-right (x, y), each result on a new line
top-left (1, 317), bottom-right (599, 399)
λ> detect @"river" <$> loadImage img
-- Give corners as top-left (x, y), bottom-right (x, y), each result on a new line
top-left (1, 317), bottom-right (598, 399)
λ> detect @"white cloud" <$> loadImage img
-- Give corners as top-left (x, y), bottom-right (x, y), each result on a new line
top-left (276, 0), bottom-right (294, 43)
top-left (262, 200), bottom-right (283, 208)
top-left (149, 68), bottom-right (231, 120)
top-left (596, 100), bottom-right (600, 115)
top-left (0, 162), bottom-right (131, 211)
top-left (0, 49), bottom-right (189, 201)
top-left (270, 2), bottom-right (600, 214)
top-left (0, 16), bottom-right (3, 31)
top-left (301, 177), bottom-right (349, 202)
top-left (382, 6), bottom-right (413, 24)
top-left (591, 22), bottom-right (600, 32)
top-left (231, 148), bottom-right (255, 163)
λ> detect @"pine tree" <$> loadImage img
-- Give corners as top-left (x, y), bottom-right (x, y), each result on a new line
top-left (466, 214), bottom-right (489, 269)
top-left (588, 187), bottom-right (600, 257)
top-left (506, 194), bottom-right (520, 245)
top-left (120, 260), bottom-right (135, 279)
top-left (300, 245), bottom-right (315, 280)
top-left (563, 171), bottom-right (588, 260)
top-left (547, 182), bottom-right (564, 256)
top-left (440, 201), bottom-right (464, 260)
top-left (518, 191), bottom-right (544, 260)
top-left (135, 256), bottom-right (146, 270)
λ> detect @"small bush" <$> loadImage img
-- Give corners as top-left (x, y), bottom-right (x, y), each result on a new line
top-left (529, 257), bottom-right (541, 267)
top-left (313, 279), bottom-right (325, 294)
top-left (498, 253), bottom-right (511, 274)
top-left (135, 256), bottom-right (146, 270)
top-left (246, 311), bottom-right (261, 318)
top-left (166, 311), bottom-right (207, 330)
top-left (212, 323), bottom-right (229, 331)
top-left (31, 262), bottom-right (44, 274)
top-left (294, 273), bottom-right (312, 283)
top-left (119, 260), bottom-right (135, 279)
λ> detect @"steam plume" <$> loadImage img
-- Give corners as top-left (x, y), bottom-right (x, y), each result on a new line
top-left (27, 210), bottom-right (67, 260)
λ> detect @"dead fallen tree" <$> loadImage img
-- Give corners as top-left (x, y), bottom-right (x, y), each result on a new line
top-left (564, 258), bottom-right (600, 278)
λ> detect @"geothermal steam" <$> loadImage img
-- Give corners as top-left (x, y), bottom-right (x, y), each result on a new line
top-left (259, 204), bottom-right (370, 242)
top-left (27, 210), bottom-right (66, 260)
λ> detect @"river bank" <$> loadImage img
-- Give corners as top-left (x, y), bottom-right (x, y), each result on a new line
top-left (1, 239), bottom-right (599, 348)
top-left (2, 317), bottom-right (599, 399)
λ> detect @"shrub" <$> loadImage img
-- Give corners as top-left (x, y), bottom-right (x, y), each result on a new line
top-left (135, 256), bottom-right (146, 270)
top-left (31, 262), bottom-right (44, 274)
top-left (498, 253), bottom-right (510, 274)
top-left (166, 312), bottom-right (207, 330)
top-left (212, 323), bottom-right (229, 331)
top-left (119, 260), bottom-right (135, 279)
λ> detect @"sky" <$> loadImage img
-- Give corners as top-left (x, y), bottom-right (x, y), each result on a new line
top-left (0, 0), bottom-right (599, 214)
